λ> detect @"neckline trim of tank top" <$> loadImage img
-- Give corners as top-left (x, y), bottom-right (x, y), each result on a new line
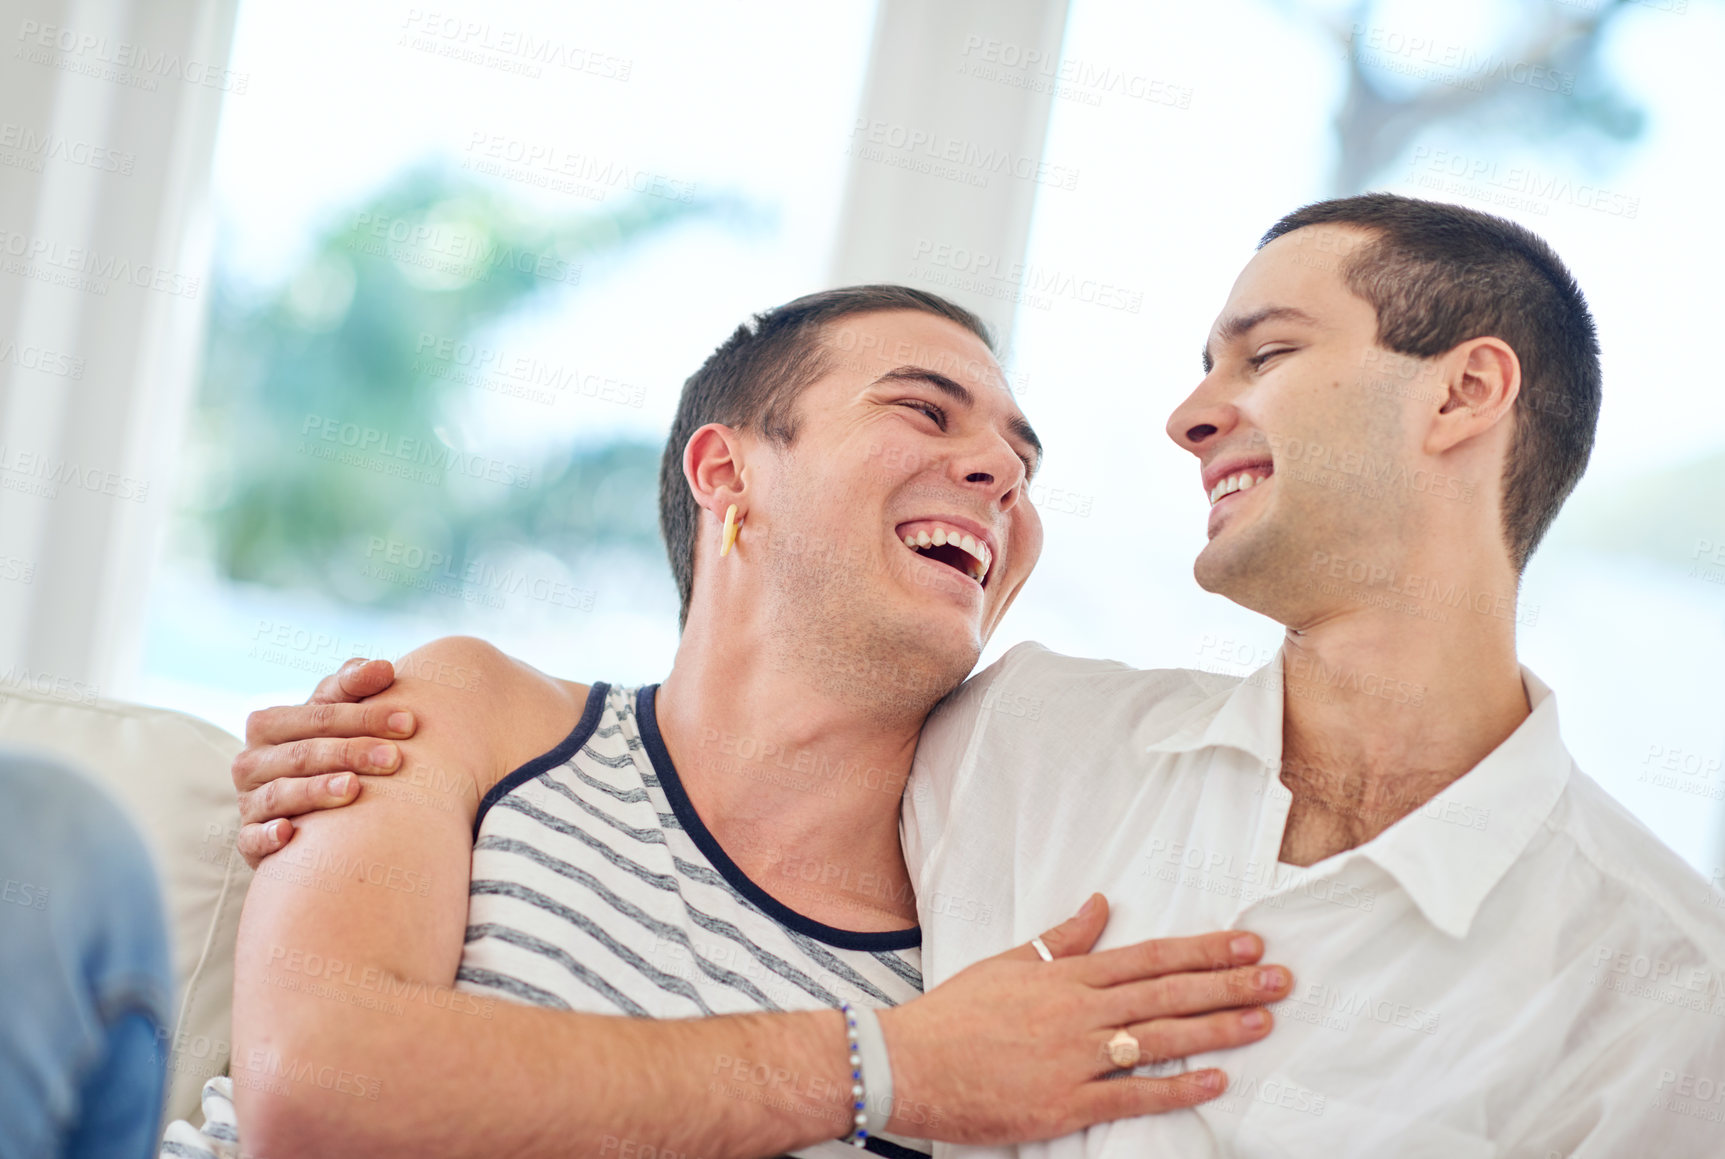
top-left (635, 683), bottom-right (922, 953)
top-left (473, 682), bottom-right (611, 837)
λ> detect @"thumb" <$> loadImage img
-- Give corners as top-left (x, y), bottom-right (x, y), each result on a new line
top-left (1021, 893), bottom-right (1109, 961)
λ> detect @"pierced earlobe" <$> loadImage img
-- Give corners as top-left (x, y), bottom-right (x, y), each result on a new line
top-left (720, 503), bottom-right (741, 557)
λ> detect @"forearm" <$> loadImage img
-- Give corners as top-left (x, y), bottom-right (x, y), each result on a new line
top-left (242, 989), bottom-right (856, 1158)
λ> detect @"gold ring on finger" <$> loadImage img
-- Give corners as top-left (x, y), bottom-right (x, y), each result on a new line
top-left (1106, 1028), bottom-right (1140, 1069)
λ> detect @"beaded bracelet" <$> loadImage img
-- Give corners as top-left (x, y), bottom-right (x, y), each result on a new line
top-left (839, 1002), bottom-right (895, 1147)
top-left (839, 1001), bottom-right (869, 1147)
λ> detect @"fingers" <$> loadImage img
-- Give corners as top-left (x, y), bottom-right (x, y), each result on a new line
top-left (1107, 964), bottom-right (1292, 1026)
top-left (1120, 1007), bottom-right (1274, 1067)
top-left (238, 770), bottom-right (362, 825)
top-left (332, 657), bottom-right (397, 703)
top-left (244, 700), bottom-right (414, 748)
top-left (306, 657), bottom-right (396, 705)
top-left (308, 659), bottom-right (367, 705)
top-left (1078, 929), bottom-right (1264, 988)
top-left (237, 819), bottom-right (293, 868)
top-left (1004, 893), bottom-right (1109, 962)
top-left (232, 735), bottom-right (401, 793)
top-left (1069, 1069), bottom-right (1228, 1127)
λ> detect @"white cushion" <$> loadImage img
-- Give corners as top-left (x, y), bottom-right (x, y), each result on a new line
top-left (0, 687), bottom-right (250, 1126)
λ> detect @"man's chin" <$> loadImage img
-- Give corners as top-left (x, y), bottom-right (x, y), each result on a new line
top-left (1193, 540), bottom-right (1239, 597)
top-left (904, 601), bottom-right (983, 671)
top-left (1195, 536), bottom-right (1313, 629)
top-left (1193, 534), bottom-right (1278, 612)
top-left (853, 592), bottom-right (981, 694)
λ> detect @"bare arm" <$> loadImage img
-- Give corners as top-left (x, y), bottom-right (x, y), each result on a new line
top-left (235, 637), bottom-right (872, 1156)
top-left (234, 639), bottom-right (1290, 1157)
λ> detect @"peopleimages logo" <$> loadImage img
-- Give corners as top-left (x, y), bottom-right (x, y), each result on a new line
top-left (0, 665), bottom-right (99, 705)
top-left (1406, 147), bottom-right (1639, 220)
top-left (462, 132), bottom-right (696, 203)
top-left (0, 338), bottom-right (83, 379)
top-left (1341, 24), bottom-right (1575, 95)
top-left (412, 332), bottom-right (645, 409)
top-left (0, 444), bottom-right (149, 503)
top-left (848, 119), bottom-right (1080, 192)
top-left (361, 537), bottom-right (597, 613)
top-left (0, 228), bottom-right (200, 299)
top-left (298, 415), bottom-right (532, 489)
top-left (14, 19), bottom-right (251, 93)
top-left (0, 122), bottom-right (134, 174)
top-left (911, 239), bottom-right (1144, 314)
top-left (400, 10), bottom-right (633, 80)
top-left (348, 212), bottom-right (583, 287)
top-left (957, 35), bottom-right (1194, 109)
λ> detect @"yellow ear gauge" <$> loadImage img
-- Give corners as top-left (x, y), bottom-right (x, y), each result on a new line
top-left (720, 504), bottom-right (740, 557)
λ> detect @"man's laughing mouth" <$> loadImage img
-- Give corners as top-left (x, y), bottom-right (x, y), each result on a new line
top-left (895, 518), bottom-right (994, 586)
top-left (1205, 459), bottom-right (1275, 507)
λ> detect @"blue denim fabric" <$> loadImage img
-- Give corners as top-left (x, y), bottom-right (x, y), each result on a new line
top-left (0, 751), bottom-right (173, 1159)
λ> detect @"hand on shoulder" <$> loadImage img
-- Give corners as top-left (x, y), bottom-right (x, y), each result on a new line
top-left (381, 635), bottom-right (592, 802)
top-left (231, 636), bottom-right (590, 864)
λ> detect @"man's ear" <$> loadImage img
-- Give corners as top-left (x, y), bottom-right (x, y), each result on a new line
top-left (1426, 337), bottom-right (1520, 456)
top-left (682, 423), bottom-right (747, 520)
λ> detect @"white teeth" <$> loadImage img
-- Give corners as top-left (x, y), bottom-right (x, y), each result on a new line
top-left (971, 542), bottom-right (991, 584)
top-left (1209, 470), bottom-right (1270, 506)
top-left (900, 523), bottom-right (993, 584)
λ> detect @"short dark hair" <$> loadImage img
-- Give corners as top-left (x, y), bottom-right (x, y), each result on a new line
top-left (1260, 193), bottom-right (1600, 572)
top-left (658, 285), bottom-right (993, 627)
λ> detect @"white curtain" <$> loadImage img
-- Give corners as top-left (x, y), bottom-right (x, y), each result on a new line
top-left (0, 0), bottom-right (237, 698)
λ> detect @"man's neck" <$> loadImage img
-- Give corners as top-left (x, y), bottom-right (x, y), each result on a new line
top-left (653, 606), bottom-right (946, 931)
top-left (1275, 558), bottom-right (1531, 867)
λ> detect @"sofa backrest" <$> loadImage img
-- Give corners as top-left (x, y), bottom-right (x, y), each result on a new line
top-left (0, 687), bottom-right (250, 1126)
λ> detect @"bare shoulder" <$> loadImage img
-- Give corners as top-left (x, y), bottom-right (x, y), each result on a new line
top-left (387, 635), bottom-right (591, 800)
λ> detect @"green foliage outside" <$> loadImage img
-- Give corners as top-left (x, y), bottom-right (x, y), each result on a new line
top-left (191, 166), bottom-right (736, 606)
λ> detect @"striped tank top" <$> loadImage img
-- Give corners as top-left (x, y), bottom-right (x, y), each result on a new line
top-left (456, 683), bottom-right (929, 1158)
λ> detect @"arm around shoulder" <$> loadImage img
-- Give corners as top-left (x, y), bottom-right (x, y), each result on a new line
top-left (230, 635), bottom-right (558, 1151)
top-left (231, 638), bottom-right (859, 1158)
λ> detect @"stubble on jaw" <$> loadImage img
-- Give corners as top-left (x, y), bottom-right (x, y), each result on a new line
top-left (1195, 373), bottom-right (1417, 626)
top-left (758, 471), bottom-right (977, 728)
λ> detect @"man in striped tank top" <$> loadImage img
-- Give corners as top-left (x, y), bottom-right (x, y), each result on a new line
top-left (189, 288), bottom-right (1292, 1158)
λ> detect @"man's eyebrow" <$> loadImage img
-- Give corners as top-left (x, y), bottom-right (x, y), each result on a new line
top-left (872, 365), bottom-right (1043, 472)
top-left (874, 365), bottom-right (973, 405)
top-left (1201, 306), bottom-right (1320, 373)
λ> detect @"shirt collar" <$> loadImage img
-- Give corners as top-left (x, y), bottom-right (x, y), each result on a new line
top-left (1360, 666), bottom-right (1573, 938)
top-left (1143, 663), bottom-right (1284, 767)
top-left (1146, 652), bottom-right (1575, 940)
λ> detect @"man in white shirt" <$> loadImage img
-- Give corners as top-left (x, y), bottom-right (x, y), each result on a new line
top-left (903, 193), bottom-right (1725, 1157)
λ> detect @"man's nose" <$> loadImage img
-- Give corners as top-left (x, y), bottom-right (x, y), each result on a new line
top-left (1166, 379), bottom-right (1237, 453)
top-left (954, 439), bottom-right (1028, 510)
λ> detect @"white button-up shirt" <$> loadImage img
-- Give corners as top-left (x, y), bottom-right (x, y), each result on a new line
top-left (902, 643), bottom-right (1725, 1158)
